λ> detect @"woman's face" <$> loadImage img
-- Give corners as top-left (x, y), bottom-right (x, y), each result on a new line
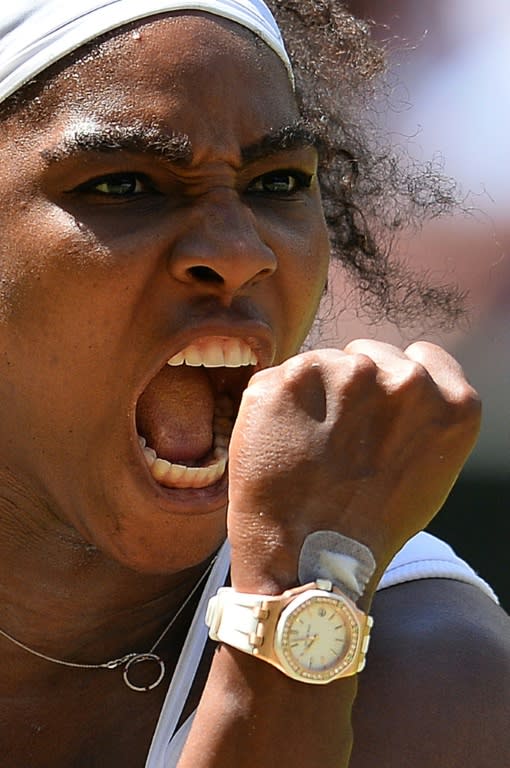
top-left (0, 13), bottom-right (330, 572)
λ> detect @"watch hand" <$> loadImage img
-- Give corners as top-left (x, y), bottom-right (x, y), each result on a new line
top-left (292, 634), bottom-right (319, 647)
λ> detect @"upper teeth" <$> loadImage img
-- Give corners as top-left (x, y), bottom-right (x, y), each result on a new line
top-left (167, 337), bottom-right (257, 368)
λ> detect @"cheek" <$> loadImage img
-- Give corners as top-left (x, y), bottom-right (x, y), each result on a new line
top-left (288, 205), bottom-right (330, 306)
top-left (0, 201), bottom-right (99, 322)
top-left (291, 257), bottom-right (330, 351)
top-left (275, 210), bottom-right (331, 352)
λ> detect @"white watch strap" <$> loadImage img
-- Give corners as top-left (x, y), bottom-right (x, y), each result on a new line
top-left (206, 587), bottom-right (271, 654)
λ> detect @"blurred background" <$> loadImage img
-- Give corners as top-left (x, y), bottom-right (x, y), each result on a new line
top-left (328, 1), bottom-right (509, 608)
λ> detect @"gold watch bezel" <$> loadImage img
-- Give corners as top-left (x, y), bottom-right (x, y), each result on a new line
top-left (273, 589), bottom-right (364, 683)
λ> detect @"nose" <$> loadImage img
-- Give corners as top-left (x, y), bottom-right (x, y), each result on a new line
top-left (168, 190), bottom-right (277, 297)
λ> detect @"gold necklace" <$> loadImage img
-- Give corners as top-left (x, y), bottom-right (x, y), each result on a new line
top-left (0, 555), bottom-right (217, 692)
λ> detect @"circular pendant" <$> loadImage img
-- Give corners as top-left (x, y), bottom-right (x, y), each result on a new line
top-left (123, 653), bottom-right (166, 692)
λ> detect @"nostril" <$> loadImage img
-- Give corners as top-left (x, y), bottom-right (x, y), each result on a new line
top-left (187, 266), bottom-right (224, 284)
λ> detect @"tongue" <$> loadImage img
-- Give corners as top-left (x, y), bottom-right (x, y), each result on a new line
top-left (136, 365), bottom-right (215, 463)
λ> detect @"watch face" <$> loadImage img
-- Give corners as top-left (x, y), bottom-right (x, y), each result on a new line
top-left (276, 592), bottom-right (360, 682)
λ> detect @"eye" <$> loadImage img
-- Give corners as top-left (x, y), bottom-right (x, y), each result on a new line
top-left (74, 172), bottom-right (151, 198)
top-left (247, 170), bottom-right (313, 196)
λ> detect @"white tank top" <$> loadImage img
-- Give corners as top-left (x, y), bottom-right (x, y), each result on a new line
top-left (145, 532), bottom-right (498, 767)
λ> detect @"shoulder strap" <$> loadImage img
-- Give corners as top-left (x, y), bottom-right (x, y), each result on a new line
top-left (145, 540), bottom-right (231, 768)
top-left (377, 531), bottom-right (498, 603)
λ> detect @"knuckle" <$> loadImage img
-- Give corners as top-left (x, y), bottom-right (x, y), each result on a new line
top-left (449, 383), bottom-right (482, 420)
top-left (389, 360), bottom-right (431, 395)
top-left (281, 349), bottom-right (341, 384)
top-left (245, 369), bottom-right (270, 392)
top-left (403, 359), bottom-right (429, 384)
top-left (434, 385), bottom-right (482, 441)
top-left (243, 367), bottom-right (275, 399)
top-left (328, 352), bottom-right (378, 395)
top-left (283, 351), bottom-right (317, 376)
top-left (343, 352), bottom-right (378, 379)
top-left (405, 340), bottom-right (441, 358)
top-left (343, 338), bottom-right (372, 355)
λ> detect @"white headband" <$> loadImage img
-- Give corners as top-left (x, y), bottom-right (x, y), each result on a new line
top-left (0, 0), bottom-right (293, 106)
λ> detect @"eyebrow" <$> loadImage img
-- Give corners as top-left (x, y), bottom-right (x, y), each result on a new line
top-left (41, 121), bottom-right (193, 165)
top-left (40, 119), bottom-right (322, 167)
top-left (241, 121), bottom-right (324, 163)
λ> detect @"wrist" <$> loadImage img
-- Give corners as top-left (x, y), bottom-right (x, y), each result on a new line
top-left (229, 526), bottom-right (378, 606)
top-left (229, 546), bottom-right (301, 595)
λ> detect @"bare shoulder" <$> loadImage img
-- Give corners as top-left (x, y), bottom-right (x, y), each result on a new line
top-left (350, 579), bottom-right (510, 768)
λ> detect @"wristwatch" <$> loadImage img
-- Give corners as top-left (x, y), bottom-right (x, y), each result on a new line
top-left (206, 579), bottom-right (373, 684)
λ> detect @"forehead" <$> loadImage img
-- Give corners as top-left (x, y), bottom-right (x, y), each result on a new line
top-left (13, 13), bottom-right (298, 159)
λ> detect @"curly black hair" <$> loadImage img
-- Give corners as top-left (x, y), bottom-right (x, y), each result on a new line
top-left (267, 0), bottom-right (466, 329)
top-left (0, 1), bottom-right (466, 328)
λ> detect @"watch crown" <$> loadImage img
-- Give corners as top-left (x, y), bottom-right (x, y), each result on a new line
top-left (315, 578), bottom-right (333, 591)
top-left (361, 616), bottom-right (373, 654)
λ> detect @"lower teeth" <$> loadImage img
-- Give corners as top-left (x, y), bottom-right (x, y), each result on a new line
top-left (149, 453), bottom-right (227, 489)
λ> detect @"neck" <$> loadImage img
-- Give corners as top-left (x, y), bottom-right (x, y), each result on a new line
top-left (0, 477), bottom-right (217, 677)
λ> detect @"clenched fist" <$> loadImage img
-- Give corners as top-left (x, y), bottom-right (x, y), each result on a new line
top-left (227, 341), bottom-right (481, 599)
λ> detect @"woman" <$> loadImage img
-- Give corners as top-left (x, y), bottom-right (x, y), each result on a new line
top-left (0, 2), bottom-right (508, 766)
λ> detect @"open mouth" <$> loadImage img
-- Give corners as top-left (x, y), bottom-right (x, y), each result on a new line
top-left (135, 336), bottom-right (258, 490)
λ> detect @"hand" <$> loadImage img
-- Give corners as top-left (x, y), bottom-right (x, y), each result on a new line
top-left (227, 340), bottom-right (481, 595)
